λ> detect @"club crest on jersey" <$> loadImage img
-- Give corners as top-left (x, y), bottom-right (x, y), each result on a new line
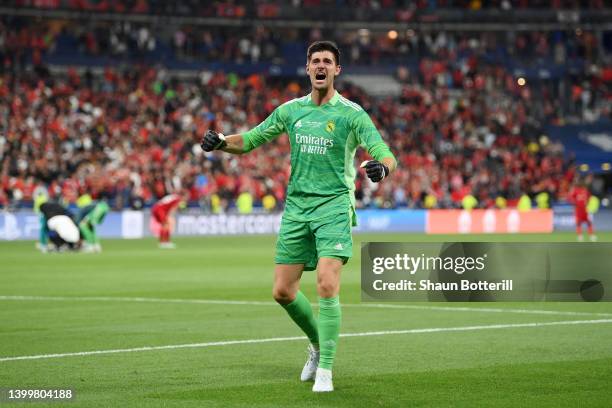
top-left (326, 121), bottom-right (335, 133)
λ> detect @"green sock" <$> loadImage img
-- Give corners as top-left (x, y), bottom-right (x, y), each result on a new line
top-left (318, 296), bottom-right (341, 370)
top-left (79, 223), bottom-right (95, 245)
top-left (281, 291), bottom-right (319, 347)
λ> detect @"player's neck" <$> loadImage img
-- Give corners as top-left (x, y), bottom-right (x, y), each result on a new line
top-left (310, 87), bottom-right (336, 106)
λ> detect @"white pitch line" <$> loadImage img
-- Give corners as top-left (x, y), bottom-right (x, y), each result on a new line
top-left (1, 295), bottom-right (611, 318)
top-left (1, 319), bottom-right (611, 363)
top-left (0, 295), bottom-right (272, 306)
top-left (354, 303), bottom-right (612, 318)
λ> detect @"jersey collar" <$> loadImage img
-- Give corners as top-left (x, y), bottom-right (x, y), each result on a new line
top-left (306, 90), bottom-right (339, 106)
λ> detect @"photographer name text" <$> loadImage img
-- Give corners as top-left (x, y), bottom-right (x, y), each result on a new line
top-left (372, 279), bottom-right (513, 291)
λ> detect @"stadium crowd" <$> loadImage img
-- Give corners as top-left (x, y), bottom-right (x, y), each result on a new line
top-left (1, 15), bottom-right (609, 68)
top-left (2, 57), bottom-right (608, 212)
top-left (9, 0), bottom-right (609, 16)
top-left (1, 15), bottom-right (611, 212)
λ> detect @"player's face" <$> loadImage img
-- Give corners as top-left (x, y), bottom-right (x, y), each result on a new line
top-left (307, 50), bottom-right (341, 91)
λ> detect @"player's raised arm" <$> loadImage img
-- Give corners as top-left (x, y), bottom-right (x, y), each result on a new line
top-left (200, 130), bottom-right (245, 154)
top-left (200, 107), bottom-right (288, 155)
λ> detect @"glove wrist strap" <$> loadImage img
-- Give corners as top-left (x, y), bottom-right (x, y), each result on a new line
top-left (215, 133), bottom-right (227, 150)
top-left (381, 163), bottom-right (389, 180)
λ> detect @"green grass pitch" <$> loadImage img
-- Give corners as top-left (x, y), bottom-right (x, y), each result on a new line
top-left (1, 232), bottom-right (612, 407)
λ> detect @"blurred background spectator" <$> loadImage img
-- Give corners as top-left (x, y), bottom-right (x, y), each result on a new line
top-left (0, 2), bottom-right (610, 211)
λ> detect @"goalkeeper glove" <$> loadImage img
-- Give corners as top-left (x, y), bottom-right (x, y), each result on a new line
top-left (201, 130), bottom-right (227, 152)
top-left (360, 160), bottom-right (389, 183)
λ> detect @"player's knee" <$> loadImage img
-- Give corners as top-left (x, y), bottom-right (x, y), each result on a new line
top-left (272, 286), bottom-right (296, 305)
top-left (316, 279), bottom-right (338, 298)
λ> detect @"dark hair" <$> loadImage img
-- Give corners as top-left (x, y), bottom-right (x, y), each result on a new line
top-left (307, 41), bottom-right (340, 65)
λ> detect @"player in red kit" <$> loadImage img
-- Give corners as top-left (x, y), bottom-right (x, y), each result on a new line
top-left (569, 181), bottom-right (596, 242)
top-left (151, 193), bottom-right (184, 248)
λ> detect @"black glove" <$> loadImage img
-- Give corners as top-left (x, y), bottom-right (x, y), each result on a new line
top-left (361, 160), bottom-right (389, 182)
top-left (200, 130), bottom-right (227, 152)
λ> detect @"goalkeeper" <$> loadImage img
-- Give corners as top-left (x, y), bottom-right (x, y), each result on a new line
top-left (201, 41), bottom-right (396, 392)
top-left (77, 201), bottom-right (110, 253)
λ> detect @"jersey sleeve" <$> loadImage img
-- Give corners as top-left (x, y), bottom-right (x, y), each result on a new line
top-left (352, 110), bottom-right (396, 162)
top-left (241, 105), bottom-right (288, 152)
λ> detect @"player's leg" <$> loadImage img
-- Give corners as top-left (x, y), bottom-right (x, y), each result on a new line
top-left (273, 264), bottom-right (316, 337)
top-left (586, 217), bottom-right (596, 241)
top-left (273, 263), bottom-right (320, 381)
top-left (311, 213), bottom-right (353, 392)
top-left (313, 257), bottom-right (342, 392)
top-left (576, 216), bottom-right (584, 241)
top-left (90, 222), bottom-right (102, 252)
top-left (79, 220), bottom-right (96, 252)
top-left (152, 208), bottom-right (170, 247)
top-left (37, 214), bottom-right (49, 253)
top-left (158, 217), bottom-right (175, 249)
top-left (81, 220), bottom-right (102, 252)
top-left (160, 221), bottom-right (169, 243)
top-left (89, 203), bottom-right (108, 251)
top-left (79, 221), bottom-right (94, 244)
top-left (167, 216), bottom-right (176, 244)
top-left (274, 217), bottom-right (320, 381)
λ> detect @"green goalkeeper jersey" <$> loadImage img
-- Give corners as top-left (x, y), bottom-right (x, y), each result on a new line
top-left (241, 91), bottom-right (395, 224)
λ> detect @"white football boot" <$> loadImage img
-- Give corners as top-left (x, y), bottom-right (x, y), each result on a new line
top-left (81, 243), bottom-right (96, 253)
top-left (300, 344), bottom-right (319, 382)
top-left (312, 367), bottom-right (333, 392)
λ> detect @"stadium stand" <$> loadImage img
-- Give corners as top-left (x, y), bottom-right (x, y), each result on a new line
top-left (0, 5), bottom-right (610, 211)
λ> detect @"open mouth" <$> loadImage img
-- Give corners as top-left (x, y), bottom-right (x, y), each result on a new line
top-left (315, 72), bottom-right (326, 80)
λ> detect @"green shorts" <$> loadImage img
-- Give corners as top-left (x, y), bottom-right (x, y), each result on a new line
top-left (275, 212), bottom-right (353, 271)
